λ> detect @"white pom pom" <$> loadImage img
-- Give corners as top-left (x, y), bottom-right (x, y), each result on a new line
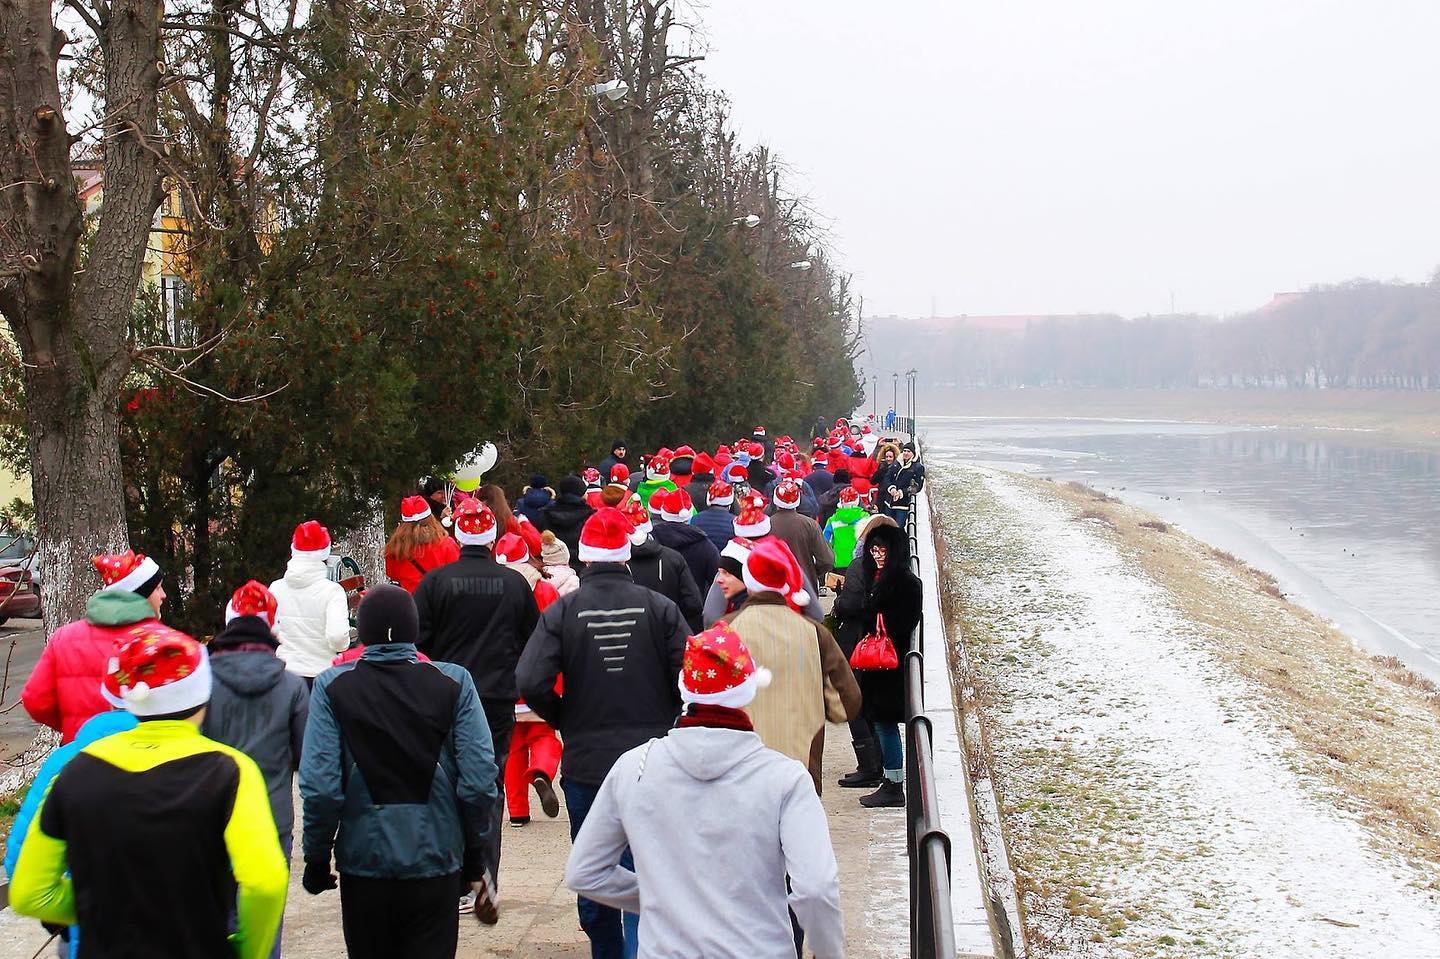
top-left (441, 516), bottom-right (454, 529)
top-left (126, 681), bottom-right (151, 702)
top-left (630, 530), bottom-right (648, 546)
top-left (754, 667), bottom-right (772, 689)
top-left (790, 589), bottom-right (810, 607)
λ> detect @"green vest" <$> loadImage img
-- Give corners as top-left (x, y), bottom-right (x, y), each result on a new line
top-left (825, 505), bottom-right (869, 569)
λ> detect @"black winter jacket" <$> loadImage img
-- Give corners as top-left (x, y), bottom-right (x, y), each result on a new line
top-left (652, 519), bottom-right (721, 596)
top-left (692, 504), bottom-right (737, 554)
top-left (628, 535), bottom-right (704, 632)
top-left (684, 474), bottom-right (716, 511)
top-left (202, 618), bottom-right (310, 841)
top-left (414, 545), bottom-right (540, 703)
top-left (884, 461), bottom-right (926, 510)
top-left (805, 468), bottom-right (836, 498)
top-left (537, 495), bottom-right (595, 573)
top-left (851, 523), bottom-right (922, 724)
top-left (515, 487), bottom-right (554, 525)
top-left (515, 564), bottom-right (688, 785)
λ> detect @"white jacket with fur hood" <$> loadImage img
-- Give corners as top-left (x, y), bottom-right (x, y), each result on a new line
top-left (270, 556), bottom-right (351, 678)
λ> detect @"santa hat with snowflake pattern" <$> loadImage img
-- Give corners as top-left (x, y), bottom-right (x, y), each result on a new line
top-left (772, 479), bottom-right (802, 511)
top-left (733, 492), bottom-right (771, 538)
top-left (453, 499), bottom-right (498, 547)
top-left (679, 621), bottom-right (771, 708)
top-left (93, 550), bottom-right (163, 597)
top-left (707, 479), bottom-right (734, 507)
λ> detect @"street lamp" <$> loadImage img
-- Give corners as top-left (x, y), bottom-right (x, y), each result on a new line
top-left (906, 368), bottom-right (918, 425)
top-left (891, 372), bottom-right (898, 418)
top-left (586, 78), bottom-right (630, 101)
top-left (871, 375), bottom-right (878, 418)
top-left (732, 214), bottom-right (760, 228)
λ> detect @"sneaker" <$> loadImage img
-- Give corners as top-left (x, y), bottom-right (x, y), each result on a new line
top-left (471, 870), bottom-right (500, 925)
top-left (533, 773), bottom-right (560, 818)
top-left (457, 891), bottom-right (475, 915)
top-left (509, 816), bottom-right (530, 828)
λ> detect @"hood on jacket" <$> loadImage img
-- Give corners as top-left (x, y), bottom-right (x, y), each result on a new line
top-left (283, 554), bottom-right (330, 589)
top-left (858, 521), bottom-right (912, 583)
top-left (212, 614), bottom-right (280, 650)
top-left (630, 536), bottom-right (662, 560)
top-left (655, 522), bottom-right (710, 548)
top-left (84, 589), bottom-right (156, 627)
top-left (544, 498), bottom-right (594, 520)
top-left (830, 505), bottom-right (870, 525)
top-left (211, 649), bottom-right (289, 697)
top-left (665, 725), bottom-right (765, 782)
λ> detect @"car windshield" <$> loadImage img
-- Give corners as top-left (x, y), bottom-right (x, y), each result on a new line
top-left (0, 535), bottom-right (35, 561)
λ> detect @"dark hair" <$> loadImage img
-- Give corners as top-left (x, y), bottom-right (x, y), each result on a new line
top-left (138, 703), bottom-right (208, 722)
top-left (833, 468), bottom-right (852, 484)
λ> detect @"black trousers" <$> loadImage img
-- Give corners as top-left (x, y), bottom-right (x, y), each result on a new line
top-left (480, 700), bottom-right (515, 886)
top-left (340, 872), bottom-right (460, 959)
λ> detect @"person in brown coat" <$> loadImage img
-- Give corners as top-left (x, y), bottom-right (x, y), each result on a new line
top-left (768, 479), bottom-right (835, 597)
top-left (722, 538), bottom-right (859, 793)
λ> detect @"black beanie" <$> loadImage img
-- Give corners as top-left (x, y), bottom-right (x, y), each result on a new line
top-left (718, 555), bottom-right (743, 579)
top-left (559, 475), bottom-right (587, 498)
top-left (357, 584), bottom-right (418, 646)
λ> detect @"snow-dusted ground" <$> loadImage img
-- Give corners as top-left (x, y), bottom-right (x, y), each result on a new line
top-left (934, 465), bottom-right (1440, 958)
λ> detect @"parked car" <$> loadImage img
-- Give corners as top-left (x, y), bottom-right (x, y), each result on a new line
top-left (0, 532), bottom-right (41, 625)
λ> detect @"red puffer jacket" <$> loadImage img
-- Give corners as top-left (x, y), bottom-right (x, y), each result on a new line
top-left (384, 536), bottom-right (461, 593)
top-left (21, 590), bottom-right (158, 743)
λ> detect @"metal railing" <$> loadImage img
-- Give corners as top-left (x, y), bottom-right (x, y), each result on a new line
top-left (902, 497), bottom-right (957, 958)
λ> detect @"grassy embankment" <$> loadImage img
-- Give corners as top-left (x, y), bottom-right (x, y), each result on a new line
top-left (932, 468), bottom-right (1440, 955)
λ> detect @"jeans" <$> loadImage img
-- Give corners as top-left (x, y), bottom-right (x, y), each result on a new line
top-left (561, 778), bottom-right (640, 959)
top-left (874, 722), bottom-right (903, 772)
top-left (885, 506), bottom-right (910, 527)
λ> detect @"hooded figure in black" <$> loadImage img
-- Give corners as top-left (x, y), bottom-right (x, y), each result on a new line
top-left (853, 522), bottom-right (922, 727)
top-left (537, 476), bottom-right (595, 573)
top-left (598, 440), bottom-right (630, 480)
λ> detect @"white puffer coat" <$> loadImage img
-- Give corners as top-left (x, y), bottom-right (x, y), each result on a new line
top-left (270, 557), bottom-right (351, 678)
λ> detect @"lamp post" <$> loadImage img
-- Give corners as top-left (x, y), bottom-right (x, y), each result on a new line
top-left (891, 372), bottom-right (898, 419)
top-left (906, 368), bottom-right (918, 426)
top-left (871, 375), bottom-right (878, 418)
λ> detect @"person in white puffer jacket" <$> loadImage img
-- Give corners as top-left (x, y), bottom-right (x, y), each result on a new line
top-left (270, 521), bottom-right (351, 683)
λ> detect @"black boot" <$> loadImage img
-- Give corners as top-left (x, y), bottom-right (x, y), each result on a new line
top-left (838, 740), bottom-right (884, 788)
top-left (532, 772), bottom-right (560, 818)
top-left (859, 779), bottom-right (905, 808)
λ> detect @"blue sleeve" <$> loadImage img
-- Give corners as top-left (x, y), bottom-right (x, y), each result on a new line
top-left (4, 743), bottom-right (77, 877)
top-left (444, 666), bottom-right (497, 880)
top-left (299, 674), bottom-right (345, 864)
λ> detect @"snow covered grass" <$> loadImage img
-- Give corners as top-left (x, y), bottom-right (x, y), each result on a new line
top-left (931, 465), bottom-right (1440, 958)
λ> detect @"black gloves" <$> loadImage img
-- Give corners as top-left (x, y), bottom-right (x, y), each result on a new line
top-left (302, 858), bottom-right (338, 895)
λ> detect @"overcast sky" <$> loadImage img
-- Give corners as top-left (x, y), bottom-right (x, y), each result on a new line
top-left (687, 1), bottom-right (1440, 319)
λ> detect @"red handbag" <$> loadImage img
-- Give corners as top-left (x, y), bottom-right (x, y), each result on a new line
top-left (850, 613), bottom-right (899, 671)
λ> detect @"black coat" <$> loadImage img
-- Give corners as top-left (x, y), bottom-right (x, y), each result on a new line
top-left (414, 545), bottom-right (540, 703)
top-left (629, 535), bottom-right (704, 632)
top-left (851, 523), bottom-right (922, 724)
top-left (515, 564), bottom-right (688, 785)
top-left (884, 460), bottom-right (926, 510)
top-left (597, 439), bottom-right (629, 480)
top-left (746, 460), bottom-right (775, 492)
top-left (537, 495), bottom-right (595, 573)
top-left (651, 519), bottom-right (721, 595)
top-left (685, 474), bottom-right (716, 511)
top-left (805, 468), bottom-right (835, 499)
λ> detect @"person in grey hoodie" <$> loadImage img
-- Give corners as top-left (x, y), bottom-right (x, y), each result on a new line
top-left (202, 581), bottom-right (310, 958)
top-left (565, 621), bottom-right (844, 959)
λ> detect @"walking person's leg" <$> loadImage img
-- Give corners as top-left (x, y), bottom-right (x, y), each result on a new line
top-left (339, 875), bottom-right (403, 959)
top-left (481, 702), bottom-right (516, 885)
top-left (529, 725), bottom-right (563, 819)
top-left (562, 777), bottom-right (626, 959)
top-left (395, 873), bottom-right (462, 959)
top-left (506, 724), bottom-right (534, 823)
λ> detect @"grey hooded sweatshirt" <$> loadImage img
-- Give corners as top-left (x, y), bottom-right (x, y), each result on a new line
top-left (565, 724), bottom-right (845, 959)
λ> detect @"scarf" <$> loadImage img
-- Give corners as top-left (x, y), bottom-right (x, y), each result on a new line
top-left (678, 704), bottom-right (754, 732)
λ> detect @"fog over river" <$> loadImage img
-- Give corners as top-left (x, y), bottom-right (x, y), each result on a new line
top-left (921, 415), bottom-right (1440, 682)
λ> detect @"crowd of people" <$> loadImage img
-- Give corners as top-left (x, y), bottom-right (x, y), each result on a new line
top-left (5, 415), bottom-right (927, 959)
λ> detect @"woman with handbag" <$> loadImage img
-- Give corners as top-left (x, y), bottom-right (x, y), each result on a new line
top-left (850, 521), bottom-right (923, 808)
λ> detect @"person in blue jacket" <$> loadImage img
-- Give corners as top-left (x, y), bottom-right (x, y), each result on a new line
top-left (4, 708), bottom-right (138, 958)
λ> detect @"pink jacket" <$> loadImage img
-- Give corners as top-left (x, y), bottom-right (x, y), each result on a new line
top-left (22, 592), bottom-right (157, 743)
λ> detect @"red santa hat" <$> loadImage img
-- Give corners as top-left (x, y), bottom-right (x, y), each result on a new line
top-left (691, 452), bottom-right (717, 476)
top-left (772, 479), bottom-right (803, 511)
top-left (622, 497), bottom-right (653, 543)
top-left (291, 520), bottom-right (332, 560)
top-left (837, 485), bottom-right (861, 508)
top-left (827, 435), bottom-right (843, 451)
top-left (742, 539), bottom-right (811, 611)
top-left (747, 441), bottom-right (764, 460)
top-left (674, 445), bottom-right (696, 458)
top-left (812, 450), bottom-right (830, 468)
top-left (679, 621), bottom-right (772, 709)
top-left (453, 499), bottom-right (498, 547)
top-left (658, 488), bottom-right (695, 523)
top-left (720, 536), bottom-right (755, 566)
top-left (752, 426), bottom-right (767, 437)
top-left (707, 479), bottom-right (735, 507)
top-left (582, 467), bottom-right (602, 488)
top-left (225, 580), bottom-right (278, 627)
top-left (733, 492), bottom-right (771, 538)
top-left (93, 550), bottom-right (162, 596)
top-left (400, 495), bottom-right (433, 523)
top-left (494, 532), bottom-right (530, 566)
top-left (608, 464), bottom-right (631, 486)
top-left (103, 622), bottom-right (212, 717)
top-left (646, 454), bottom-right (672, 482)
top-left (775, 450), bottom-right (796, 473)
top-left (579, 507), bottom-right (634, 563)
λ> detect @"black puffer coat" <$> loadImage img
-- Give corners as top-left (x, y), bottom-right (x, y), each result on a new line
top-left (651, 519), bottom-right (720, 596)
top-left (851, 522), bottom-right (922, 724)
top-left (537, 494), bottom-right (595, 573)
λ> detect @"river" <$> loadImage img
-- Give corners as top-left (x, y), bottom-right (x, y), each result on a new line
top-left (920, 415), bottom-right (1440, 682)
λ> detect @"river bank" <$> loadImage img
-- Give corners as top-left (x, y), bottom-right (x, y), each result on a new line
top-left (924, 388), bottom-right (1440, 449)
top-left (932, 465), bottom-right (1440, 958)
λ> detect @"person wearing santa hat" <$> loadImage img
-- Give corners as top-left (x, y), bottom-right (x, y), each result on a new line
top-left (633, 451), bottom-right (678, 509)
top-left (582, 467), bottom-right (606, 509)
top-left (414, 499), bottom-right (540, 906)
top-left (269, 520), bottom-right (353, 686)
top-left (709, 537), bottom-right (753, 620)
top-left (203, 581), bottom-right (310, 954)
top-left (683, 451), bottom-right (718, 510)
top-left (625, 497), bottom-right (704, 633)
top-left (650, 488), bottom-right (720, 596)
top-left (744, 441), bottom-right (775, 492)
top-left (805, 449), bottom-right (836, 499)
top-left (565, 622), bottom-right (845, 959)
top-left (692, 478), bottom-right (738, 554)
top-left (515, 507), bottom-right (690, 959)
top-left (21, 550), bottom-right (166, 743)
top-left (699, 494), bottom-right (826, 627)
top-left (385, 496), bottom-right (461, 594)
top-left (12, 623), bottom-right (290, 959)
top-left (766, 480), bottom-right (835, 601)
top-left (720, 539), bottom-right (859, 794)
top-left (301, 584), bottom-right (500, 947)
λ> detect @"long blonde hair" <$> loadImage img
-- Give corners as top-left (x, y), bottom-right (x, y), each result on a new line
top-left (386, 514), bottom-right (447, 562)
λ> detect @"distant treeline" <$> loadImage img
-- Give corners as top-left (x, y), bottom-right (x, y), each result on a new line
top-left (872, 279), bottom-right (1440, 390)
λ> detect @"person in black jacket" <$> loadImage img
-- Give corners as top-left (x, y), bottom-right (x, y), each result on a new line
top-left (851, 521), bottom-right (922, 809)
top-left (597, 439), bottom-right (630, 480)
top-left (650, 488), bottom-right (720, 595)
top-left (684, 452), bottom-right (718, 511)
top-left (622, 498), bottom-right (704, 632)
top-left (883, 443), bottom-right (926, 526)
top-left (515, 507), bottom-right (688, 959)
top-left (537, 475), bottom-right (595, 573)
top-left (414, 500), bottom-right (538, 896)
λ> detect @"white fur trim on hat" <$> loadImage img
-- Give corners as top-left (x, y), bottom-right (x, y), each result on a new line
top-left (720, 539), bottom-right (753, 564)
top-left (678, 665), bottom-right (772, 708)
top-left (401, 503), bottom-right (433, 522)
top-left (105, 555), bottom-right (161, 594)
top-left (579, 540), bottom-right (632, 563)
top-left (457, 526), bottom-right (497, 548)
top-left (709, 492), bottom-right (734, 507)
top-left (120, 648), bottom-right (212, 717)
top-left (733, 514), bottom-right (770, 537)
